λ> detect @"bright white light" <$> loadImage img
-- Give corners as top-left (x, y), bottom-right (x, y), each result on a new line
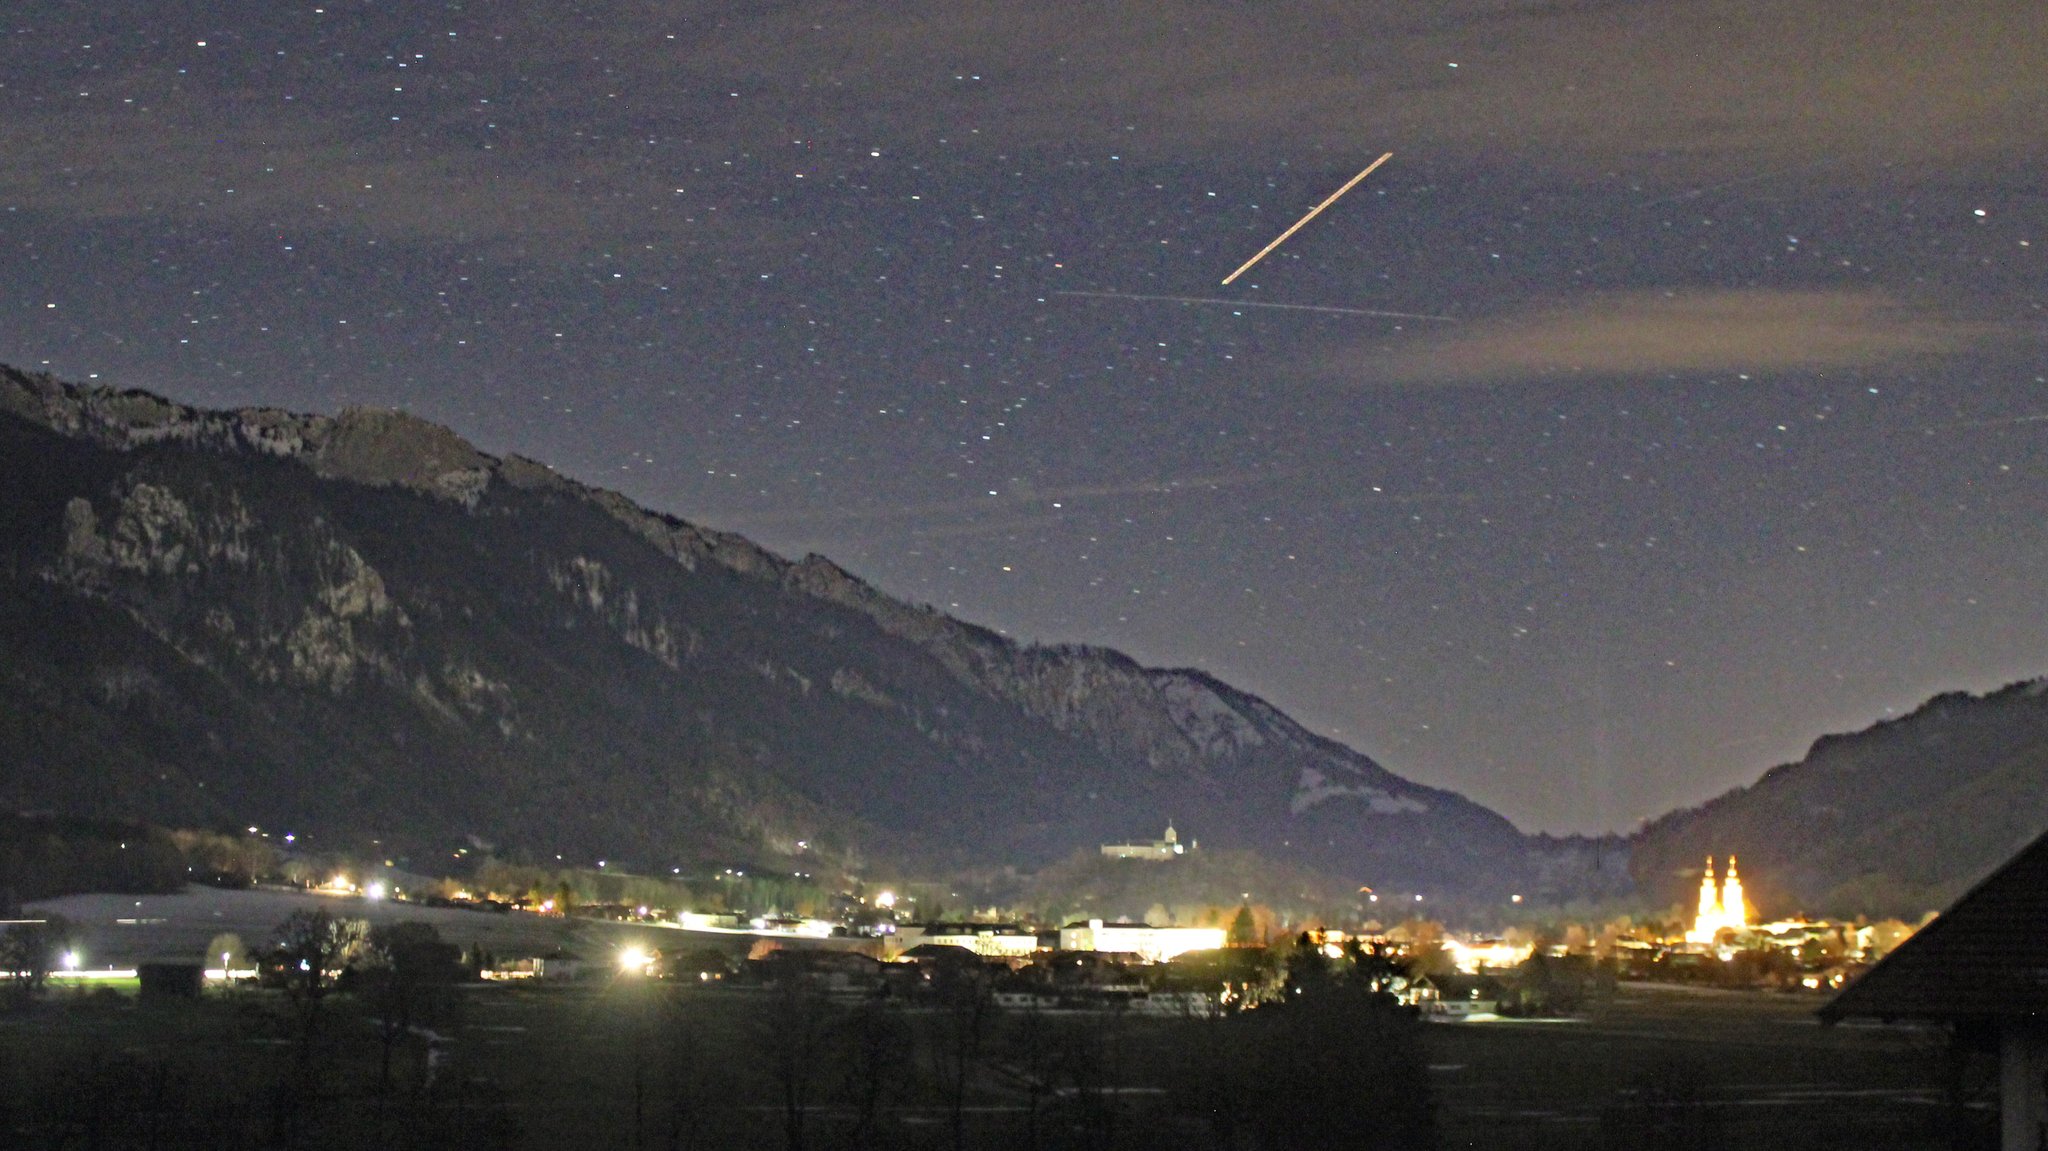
top-left (874, 890), bottom-right (897, 909)
top-left (618, 946), bottom-right (651, 974)
top-left (365, 881), bottom-right (387, 901)
top-left (61, 950), bottom-right (80, 971)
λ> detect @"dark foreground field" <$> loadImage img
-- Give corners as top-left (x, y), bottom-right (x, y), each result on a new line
top-left (0, 977), bottom-right (1989, 1150)
top-left (1424, 983), bottom-right (1981, 1149)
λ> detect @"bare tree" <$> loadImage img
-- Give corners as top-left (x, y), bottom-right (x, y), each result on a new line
top-left (266, 908), bottom-right (365, 1142)
top-left (0, 916), bottom-right (67, 1011)
top-left (926, 966), bottom-right (993, 1151)
top-left (355, 921), bottom-right (466, 1093)
top-left (755, 974), bottom-right (840, 1151)
top-left (837, 998), bottom-right (913, 1151)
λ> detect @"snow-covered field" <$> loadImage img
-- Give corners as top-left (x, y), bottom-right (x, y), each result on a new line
top-left (25, 886), bottom-right (711, 968)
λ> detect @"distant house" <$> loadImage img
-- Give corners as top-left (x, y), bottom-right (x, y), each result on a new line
top-left (138, 960), bottom-right (206, 1001)
top-left (896, 942), bottom-right (982, 968)
top-left (489, 949), bottom-right (586, 981)
top-left (992, 989), bottom-right (1060, 1011)
top-left (1819, 827), bottom-right (2048, 1151)
top-left (1100, 823), bottom-right (1191, 861)
top-left (1413, 972), bottom-right (1504, 1020)
top-left (749, 947), bottom-right (886, 994)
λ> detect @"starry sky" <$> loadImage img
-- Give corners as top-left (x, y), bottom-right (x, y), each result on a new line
top-left (4, 0), bottom-right (2044, 835)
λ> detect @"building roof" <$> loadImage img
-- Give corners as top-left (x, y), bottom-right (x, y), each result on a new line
top-left (898, 943), bottom-right (981, 962)
top-left (1819, 825), bottom-right (2048, 1024)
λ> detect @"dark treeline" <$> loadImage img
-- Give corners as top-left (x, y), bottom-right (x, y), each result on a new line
top-left (0, 813), bottom-right (190, 909)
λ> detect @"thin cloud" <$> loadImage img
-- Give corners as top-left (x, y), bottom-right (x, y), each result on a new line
top-left (1362, 290), bottom-right (2002, 385)
top-left (683, 0), bottom-right (2045, 178)
top-left (7, 0), bottom-right (2037, 257)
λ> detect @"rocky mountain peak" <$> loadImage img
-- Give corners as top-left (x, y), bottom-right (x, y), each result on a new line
top-left (305, 408), bottom-right (492, 500)
top-left (1, 365), bottom-right (1552, 905)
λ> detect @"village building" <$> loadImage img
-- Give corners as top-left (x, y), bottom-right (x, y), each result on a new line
top-left (887, 922), bottom-right (1041, 960)
top-left (1820, 827), bottom-right (2048, 1151)
top-left (1058, 918), bottom-right (1225, 963)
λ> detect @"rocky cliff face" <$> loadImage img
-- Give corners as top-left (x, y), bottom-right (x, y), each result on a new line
top-left (1, 365), bottom-right (1548, 901)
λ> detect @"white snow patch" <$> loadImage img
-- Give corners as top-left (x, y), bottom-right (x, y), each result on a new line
top-left (1161, 676), bottom-right (1266, 753)
top-left (1292, 767), bottom-right (1429, 816)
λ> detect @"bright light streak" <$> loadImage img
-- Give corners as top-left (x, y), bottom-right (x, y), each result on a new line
top-left (1221, 152), bottom-right (1392, 285)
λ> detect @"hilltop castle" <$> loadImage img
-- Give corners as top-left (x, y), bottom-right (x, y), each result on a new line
top-left (1100, 823), bottom-right (1191, 861)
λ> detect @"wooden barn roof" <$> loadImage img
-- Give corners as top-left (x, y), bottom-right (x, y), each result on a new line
top-left (1819, 826), bottom-right (2048, 1024)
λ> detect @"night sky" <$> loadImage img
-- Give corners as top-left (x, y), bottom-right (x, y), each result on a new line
top-left (4, 1), bottom-right (2044, 834)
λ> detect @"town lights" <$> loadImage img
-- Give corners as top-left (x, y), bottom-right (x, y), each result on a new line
top-left (874, 890), bottom-right (897, 910)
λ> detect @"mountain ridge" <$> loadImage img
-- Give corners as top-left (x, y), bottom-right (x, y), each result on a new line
top-left (1628, 679), bottom-right (2048, 918)
top-left (9, 364), bottom-right (2042, 921)
top-left (0, 365), bottom-right (1543, 908)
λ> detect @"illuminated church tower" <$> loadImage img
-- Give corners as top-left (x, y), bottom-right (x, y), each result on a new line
top-left (1721, 856), bottom-right (1747, 926)
top-left (1687, 855), bottom-right (1750, 944)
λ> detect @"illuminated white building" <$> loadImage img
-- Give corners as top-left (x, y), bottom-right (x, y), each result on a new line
top-left (890, 924), bottom-right (1042, 959)
top-left (1100, 823), bottom-right (1189, 861)
top-left (1442, 937), bottom-right (1534, 973)
top-left (1687, 855), bottom-right (1751, 944)
top-left (1059, 919), bottom-right (1225, 962)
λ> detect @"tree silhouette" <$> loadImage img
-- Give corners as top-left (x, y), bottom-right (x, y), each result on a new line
top-left (266, 908), bottom-right (365, 1142)
top-left (353, 921), bottom-right (466, 1092)
top-left (1227, 904), bottom-right (1258, 947)
top-left (0, 916), bottom-right (68, 1011)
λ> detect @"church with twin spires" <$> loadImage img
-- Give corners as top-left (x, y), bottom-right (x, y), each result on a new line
top-left (1686, 855), bottom-right (1752, 944)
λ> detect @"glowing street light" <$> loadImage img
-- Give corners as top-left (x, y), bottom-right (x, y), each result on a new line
top-left (617, 945), bottom-right (652, 975)
top-left (61, 950), bottom-right (80, 972)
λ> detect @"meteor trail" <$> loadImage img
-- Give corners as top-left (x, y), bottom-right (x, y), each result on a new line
top-left (1052, 289), bottom-right (1454, 322)
top-left (1221, 152), bottom-right (1393, 286)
